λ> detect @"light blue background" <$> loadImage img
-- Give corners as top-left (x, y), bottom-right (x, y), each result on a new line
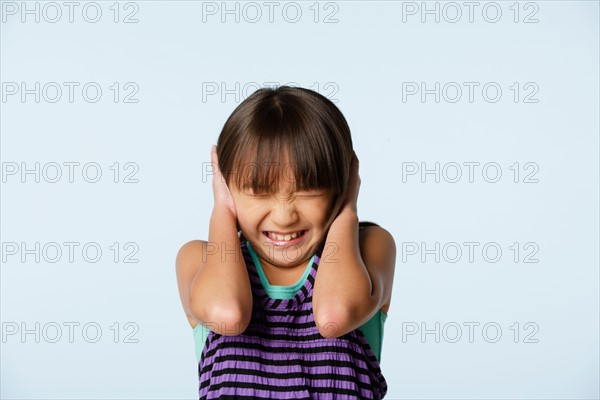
top-left (1, 1), bottom-right (598, 398)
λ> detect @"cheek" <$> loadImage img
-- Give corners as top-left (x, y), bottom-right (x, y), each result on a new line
top-left (303, 202), bottom-right (332, 223)
top-left (234, 198), bottom-right (269, 224)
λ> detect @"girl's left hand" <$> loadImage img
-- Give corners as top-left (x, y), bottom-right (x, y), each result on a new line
top-left (340, 149), bottom-right (361, 215)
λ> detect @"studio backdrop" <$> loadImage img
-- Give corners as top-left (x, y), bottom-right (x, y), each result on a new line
top-left (1, 1), bottom-right (598, 399)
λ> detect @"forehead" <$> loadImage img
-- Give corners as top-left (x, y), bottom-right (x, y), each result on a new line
top-left (238, 165), bottom-right (299, 192)
top-left (233, 145), bottom-right (334, 197)
top-left (238, 148), bottom-right (295, 181)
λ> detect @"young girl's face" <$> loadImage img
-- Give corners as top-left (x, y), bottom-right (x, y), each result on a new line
top-left (229, 159), bottom-right (335, 270)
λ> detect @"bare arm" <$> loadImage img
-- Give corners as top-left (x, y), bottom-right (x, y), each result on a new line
top-left (185, 207), bottom-right (253, 336)
top-left (175, 239), bottom-right (207, 329)
top-left (312, 211), bottom-right (396, 338)
top-left (175, 145), bottom-right (253, 336)
top-left (312, 150), bottom-right (396, 338)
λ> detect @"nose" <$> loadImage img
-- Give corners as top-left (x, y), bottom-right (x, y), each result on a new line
top-left (270, 197), bottom-right (299, 226)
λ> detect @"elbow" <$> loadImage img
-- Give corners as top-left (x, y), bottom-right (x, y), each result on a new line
top-left (189, 296), bottom-right (207, 325)
top-left (314, 307), bottom-right (348, 339)
top-left (212, 305), bottom-right (252, 337)
top-left (191, 300), bottom-right (251, 337)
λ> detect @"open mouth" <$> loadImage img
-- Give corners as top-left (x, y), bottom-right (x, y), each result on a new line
top-left (262, 229), bottom-right (307, 245)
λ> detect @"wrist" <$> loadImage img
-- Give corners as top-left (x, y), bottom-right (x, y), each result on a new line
top-left (211, 206), bottom-right (237, 224)
top-left (332, 208), bottom-right (359, 227)
top-left (339, 206), bottom-right (359, 219)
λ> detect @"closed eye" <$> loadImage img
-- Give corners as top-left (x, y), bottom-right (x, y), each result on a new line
top-left (243, 190), bottom-right (269, 197)
top-left (296, 190), bottom-right (327, 198)
top-left (244, 189), bottom-right (326, 198)
top-left (249, 193), bottom-right (318, 199)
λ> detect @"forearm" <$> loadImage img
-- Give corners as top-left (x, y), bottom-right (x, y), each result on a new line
top-left (313, 210), bottom-right (373, 337)
top-left (190, 207), bottom-right (253, 335)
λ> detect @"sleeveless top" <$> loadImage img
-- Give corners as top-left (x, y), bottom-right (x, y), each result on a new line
top-left (193, 249), bottom-right (388, 365)
top-left (197, 239), bottom-right (388, 399)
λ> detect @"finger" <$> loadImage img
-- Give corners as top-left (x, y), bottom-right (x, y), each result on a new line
top-left (210, 145), bottom-right (221, 176)
top-left (212, 151), bottom-right (230, 188)
top-left (211, 145), bottom-right (218, 161)
top-left (211, 145), bottom-right (217, 164)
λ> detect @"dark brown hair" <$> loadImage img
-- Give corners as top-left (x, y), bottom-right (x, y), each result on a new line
top-left (216, 86), bottom-right (354, 239)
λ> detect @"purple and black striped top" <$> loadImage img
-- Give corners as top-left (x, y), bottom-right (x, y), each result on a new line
top-left (197, 239), bottom-right (388, 399)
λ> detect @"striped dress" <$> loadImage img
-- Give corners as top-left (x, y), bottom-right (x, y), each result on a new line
top-left (198, 239), bottom-right (388, 399)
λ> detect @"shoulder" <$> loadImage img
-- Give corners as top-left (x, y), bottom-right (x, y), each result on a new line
top-left (175, 240), bottom-right (209, 330)
top-left (176, 236), bottom-right (245, 276)
top-left (176, 240), bottom-right (208, 268)
top-left (358, 222), bottom-right (396, 258)
top-left (358, 224), bottom-right (396, 273)
top-left (358, 223), bottom-right (397, 314)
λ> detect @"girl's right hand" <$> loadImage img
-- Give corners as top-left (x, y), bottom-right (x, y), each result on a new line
top-left (211, 144), bottom-right (238, 220)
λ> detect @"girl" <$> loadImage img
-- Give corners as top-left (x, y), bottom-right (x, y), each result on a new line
top-left (176, 86), bottom-right (396, 399)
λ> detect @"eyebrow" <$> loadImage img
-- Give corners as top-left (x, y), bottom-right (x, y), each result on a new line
top-left (242, 185), bottom-right (326, 194)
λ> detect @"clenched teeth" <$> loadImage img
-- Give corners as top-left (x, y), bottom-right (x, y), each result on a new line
top-left (266, 230), bottom-right (305, 241)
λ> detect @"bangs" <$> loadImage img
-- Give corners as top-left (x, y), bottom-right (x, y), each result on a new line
top-left (216, 85), bottom-right (354, 230)
top-left (223, 99), bottom-right (340, 195)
